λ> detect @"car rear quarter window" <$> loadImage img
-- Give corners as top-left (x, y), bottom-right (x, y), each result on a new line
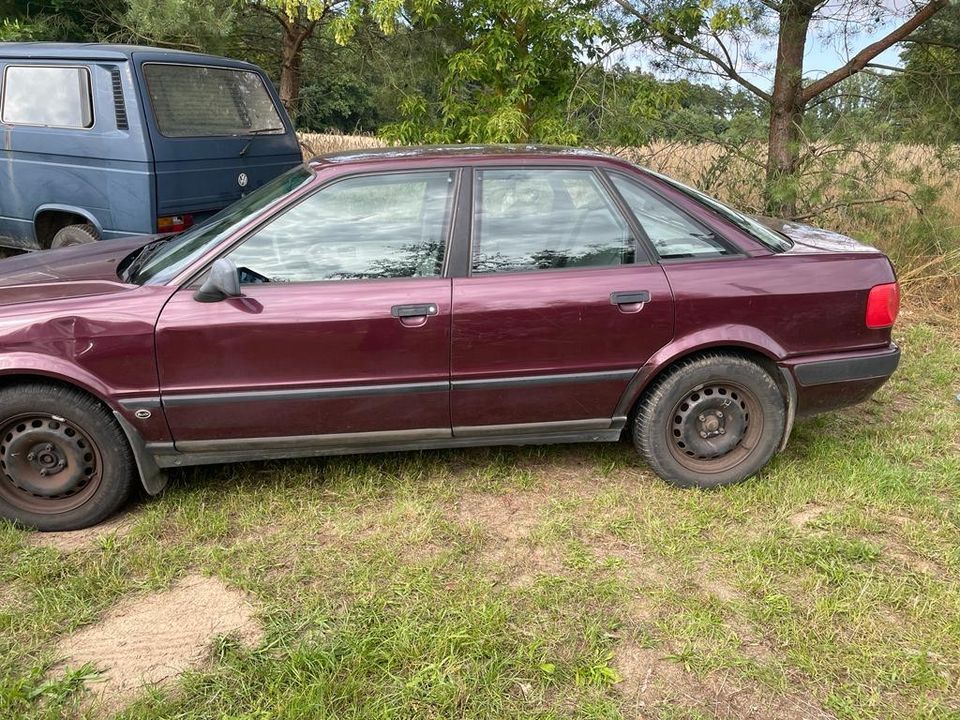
top-left (227, 170), bottom-right (456, 283)
top-left (609, 174), bottom-right (735, 261)
top-left (143, 63), bottom-right (284, 137)
top-left (472, 168), bottom-right (635, 274)
top-left (1, 66), bottom-right (93, 128)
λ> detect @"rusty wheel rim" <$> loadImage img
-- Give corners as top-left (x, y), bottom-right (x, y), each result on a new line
top-left (666, 382), bottom-right (764, 475)
top-left (0, 413), bottom-right (102, 514)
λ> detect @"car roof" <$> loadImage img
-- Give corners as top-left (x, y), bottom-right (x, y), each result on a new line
top-left (311, 144), bottom-right (627, 168)
top-left (0, 42), bottom-right (248, 65)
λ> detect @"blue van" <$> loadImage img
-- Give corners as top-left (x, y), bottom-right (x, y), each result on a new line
top-left (0, 43), bottom-right (302, 249)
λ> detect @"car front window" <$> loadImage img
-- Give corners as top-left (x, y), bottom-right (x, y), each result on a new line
top-left (124, 166), bottom-right (314, 285)
top-left (226, 170), bottom-right (456, 283)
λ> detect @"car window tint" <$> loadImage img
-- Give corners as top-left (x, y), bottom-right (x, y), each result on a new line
top-left (472, 169), bottom-right (634, 274)
top-left (143, 64), bottom-right (284, 137)
top-left (228, 171), bottom-right (455, 283)
top-left (1, 66), bottom-right (93, 128)
top-left (610, 174), bottom-right (734, 260)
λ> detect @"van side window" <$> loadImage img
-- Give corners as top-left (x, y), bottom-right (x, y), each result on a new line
top-left (1, 66), bottom-right (93, 128)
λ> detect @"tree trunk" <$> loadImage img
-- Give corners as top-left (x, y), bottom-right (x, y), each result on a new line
top-left (279, 25), bottom-right (303, 114)
top-left (765, 2), bottom-right (816, 218)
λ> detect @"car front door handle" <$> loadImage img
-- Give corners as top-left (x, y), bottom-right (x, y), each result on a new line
top-left (391, 303), bottom-right (439, 327)
top-left (610, 291), bottom-right (650, 313)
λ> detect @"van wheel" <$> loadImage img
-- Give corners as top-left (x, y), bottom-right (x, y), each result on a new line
top-left (0, 384), bottom-right (135, 530)
top-left (633, 354), bottom-right (785, 489)
top-left (51, 223), bottom-right (99, 249)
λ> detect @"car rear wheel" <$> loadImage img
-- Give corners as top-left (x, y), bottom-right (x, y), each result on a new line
top-left (633, 354), bottom-right (785, 489)
top-left (0, 384), bottom-right (135, 530)
top-left (50, 223), bottom-right (99, 249)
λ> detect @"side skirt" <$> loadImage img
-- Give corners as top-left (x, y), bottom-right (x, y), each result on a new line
top-left (148, 418), bottom-right (627, 469)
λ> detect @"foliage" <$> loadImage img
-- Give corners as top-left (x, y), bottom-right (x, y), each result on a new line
top-left (338, 0), bottom-right (616, 144)
top-left (297, 73), bottom-right (380, 131)
top-left (120, 0), bottom-right (236, 49)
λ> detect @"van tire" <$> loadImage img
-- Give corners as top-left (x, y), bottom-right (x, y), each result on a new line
top-left (51, 223), bottom-right (99, 249)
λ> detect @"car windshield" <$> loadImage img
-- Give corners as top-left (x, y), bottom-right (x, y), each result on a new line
top-left (123, 165), bottom-right (314, 285)
top-left (645, 169), bottom-right (793, 253)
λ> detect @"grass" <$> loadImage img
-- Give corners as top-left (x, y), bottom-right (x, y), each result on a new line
top-left (0, 314), bottom-right (957, 719)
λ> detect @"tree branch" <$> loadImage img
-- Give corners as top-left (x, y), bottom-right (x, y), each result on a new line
top-left (791, 191), bottom-right (917, 222)
top-left (613, 0), bottom-right (773, 102)
top-left (800, 0), bottom-right (949, 103)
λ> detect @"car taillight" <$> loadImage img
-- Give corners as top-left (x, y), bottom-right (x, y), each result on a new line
top-left (157, 214), bottom-right (194, 233)
top-left (865, 282), bottom-right (900, 329)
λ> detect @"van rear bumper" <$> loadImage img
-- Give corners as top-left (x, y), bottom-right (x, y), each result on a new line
top-left (781, 344), bottom-right (900, 418)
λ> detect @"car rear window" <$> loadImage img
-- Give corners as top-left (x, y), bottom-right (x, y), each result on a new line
top-left (1, 66), bottom-right (93, 128)
top-left (143, 63), bottom-right (284, 137)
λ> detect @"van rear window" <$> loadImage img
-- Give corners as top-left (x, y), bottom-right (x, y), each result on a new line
top-left (1, 66), bottom-right (93, 128)
top-left (143, 64), bottom-right (285, 138)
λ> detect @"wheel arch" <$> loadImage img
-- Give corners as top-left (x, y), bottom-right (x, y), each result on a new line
top-left (33, 205), bottom-right (103, 248)
top-left (0, 368), bottom-right (167, 495)
top-left (615, 330), bottom-right (795, 448)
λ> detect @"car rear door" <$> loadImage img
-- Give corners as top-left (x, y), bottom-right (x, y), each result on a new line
top-left (154, 168), bottom-right (460, 452)
top-left (450, 165), bottom-right (675, 434)
top-left (132, 54), bottom-right (302, 229)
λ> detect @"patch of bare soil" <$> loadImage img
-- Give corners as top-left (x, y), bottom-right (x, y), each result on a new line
top-left (0, 582), bottom-right (25, 611)
top-left (877, 536), bottom-right (939, 575)
top-left (787, 504), bottom-right (827, 530)
top-left (54, 574), bottom-right (262, 712)
top-left (451, 492), bottom-right (565, 586)
top-left (615, 641), bottom-right (833, 720)
top-left (454, 492), bottom-right (544, 541)
top-left (32, 514), bottom-right (133, 553)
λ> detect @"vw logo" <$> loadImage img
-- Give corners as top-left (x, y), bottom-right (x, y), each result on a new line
top-left (237, 172), bottom-right (249, 188)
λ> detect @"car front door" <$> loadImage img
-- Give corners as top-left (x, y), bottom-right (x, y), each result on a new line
top-left (450, 166), bottom-right (675, 435)
top-left (155, 168), bottom-right (459, 453)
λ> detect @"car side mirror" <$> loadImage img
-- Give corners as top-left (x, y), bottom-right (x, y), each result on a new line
top-left (194, 258), bottom-right (241, 303)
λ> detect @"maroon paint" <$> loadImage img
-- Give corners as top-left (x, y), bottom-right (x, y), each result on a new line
top-left (451, 266), bottom-right (674, 426)
top-left (0, 147), bottom-right (899, 459)
top-left (155, 279), bottom-right (452, 440)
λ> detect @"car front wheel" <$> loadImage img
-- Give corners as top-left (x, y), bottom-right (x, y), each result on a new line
top-left (634, 354), bottom-right (786, 488)
top-left (0, 384), bottom-right (135, 530)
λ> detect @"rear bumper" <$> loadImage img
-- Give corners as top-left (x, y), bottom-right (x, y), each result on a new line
top-left (781, 344), bottom-right (900, 418)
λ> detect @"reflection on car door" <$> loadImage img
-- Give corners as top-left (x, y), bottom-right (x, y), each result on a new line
top-left (451, 167), bottom-right (674, 434)
top-left (155, 169), bottom-right (459, 454)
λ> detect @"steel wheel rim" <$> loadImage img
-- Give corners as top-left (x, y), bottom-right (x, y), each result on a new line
top-left (665, 381), bottom-right (764, 475)
top-left (0, 412), bottom-right (103, 514)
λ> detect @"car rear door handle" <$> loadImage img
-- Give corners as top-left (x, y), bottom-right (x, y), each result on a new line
top-left (610, 291), bottom-right (650, 313)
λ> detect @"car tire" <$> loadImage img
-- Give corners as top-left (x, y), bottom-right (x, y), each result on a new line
top-left (0, 384), bottom-right (136, 531)
top-left (633, 353), bottom-right (785, 489)
top-left (50, 223), bottom-right (99, 249)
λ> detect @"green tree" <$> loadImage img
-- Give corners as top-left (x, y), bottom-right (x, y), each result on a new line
top-left (885, 5), bottom-right (960, 143)
top-left (613, 0), bottom-right (950, 216)
top-left (246, 1), bottom-right (347, 113)
top-left (337, 0), bottom-right (614, 144)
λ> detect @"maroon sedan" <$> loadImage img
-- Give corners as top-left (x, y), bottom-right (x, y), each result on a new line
top-left (0, 146), bottom-right (900, 530)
